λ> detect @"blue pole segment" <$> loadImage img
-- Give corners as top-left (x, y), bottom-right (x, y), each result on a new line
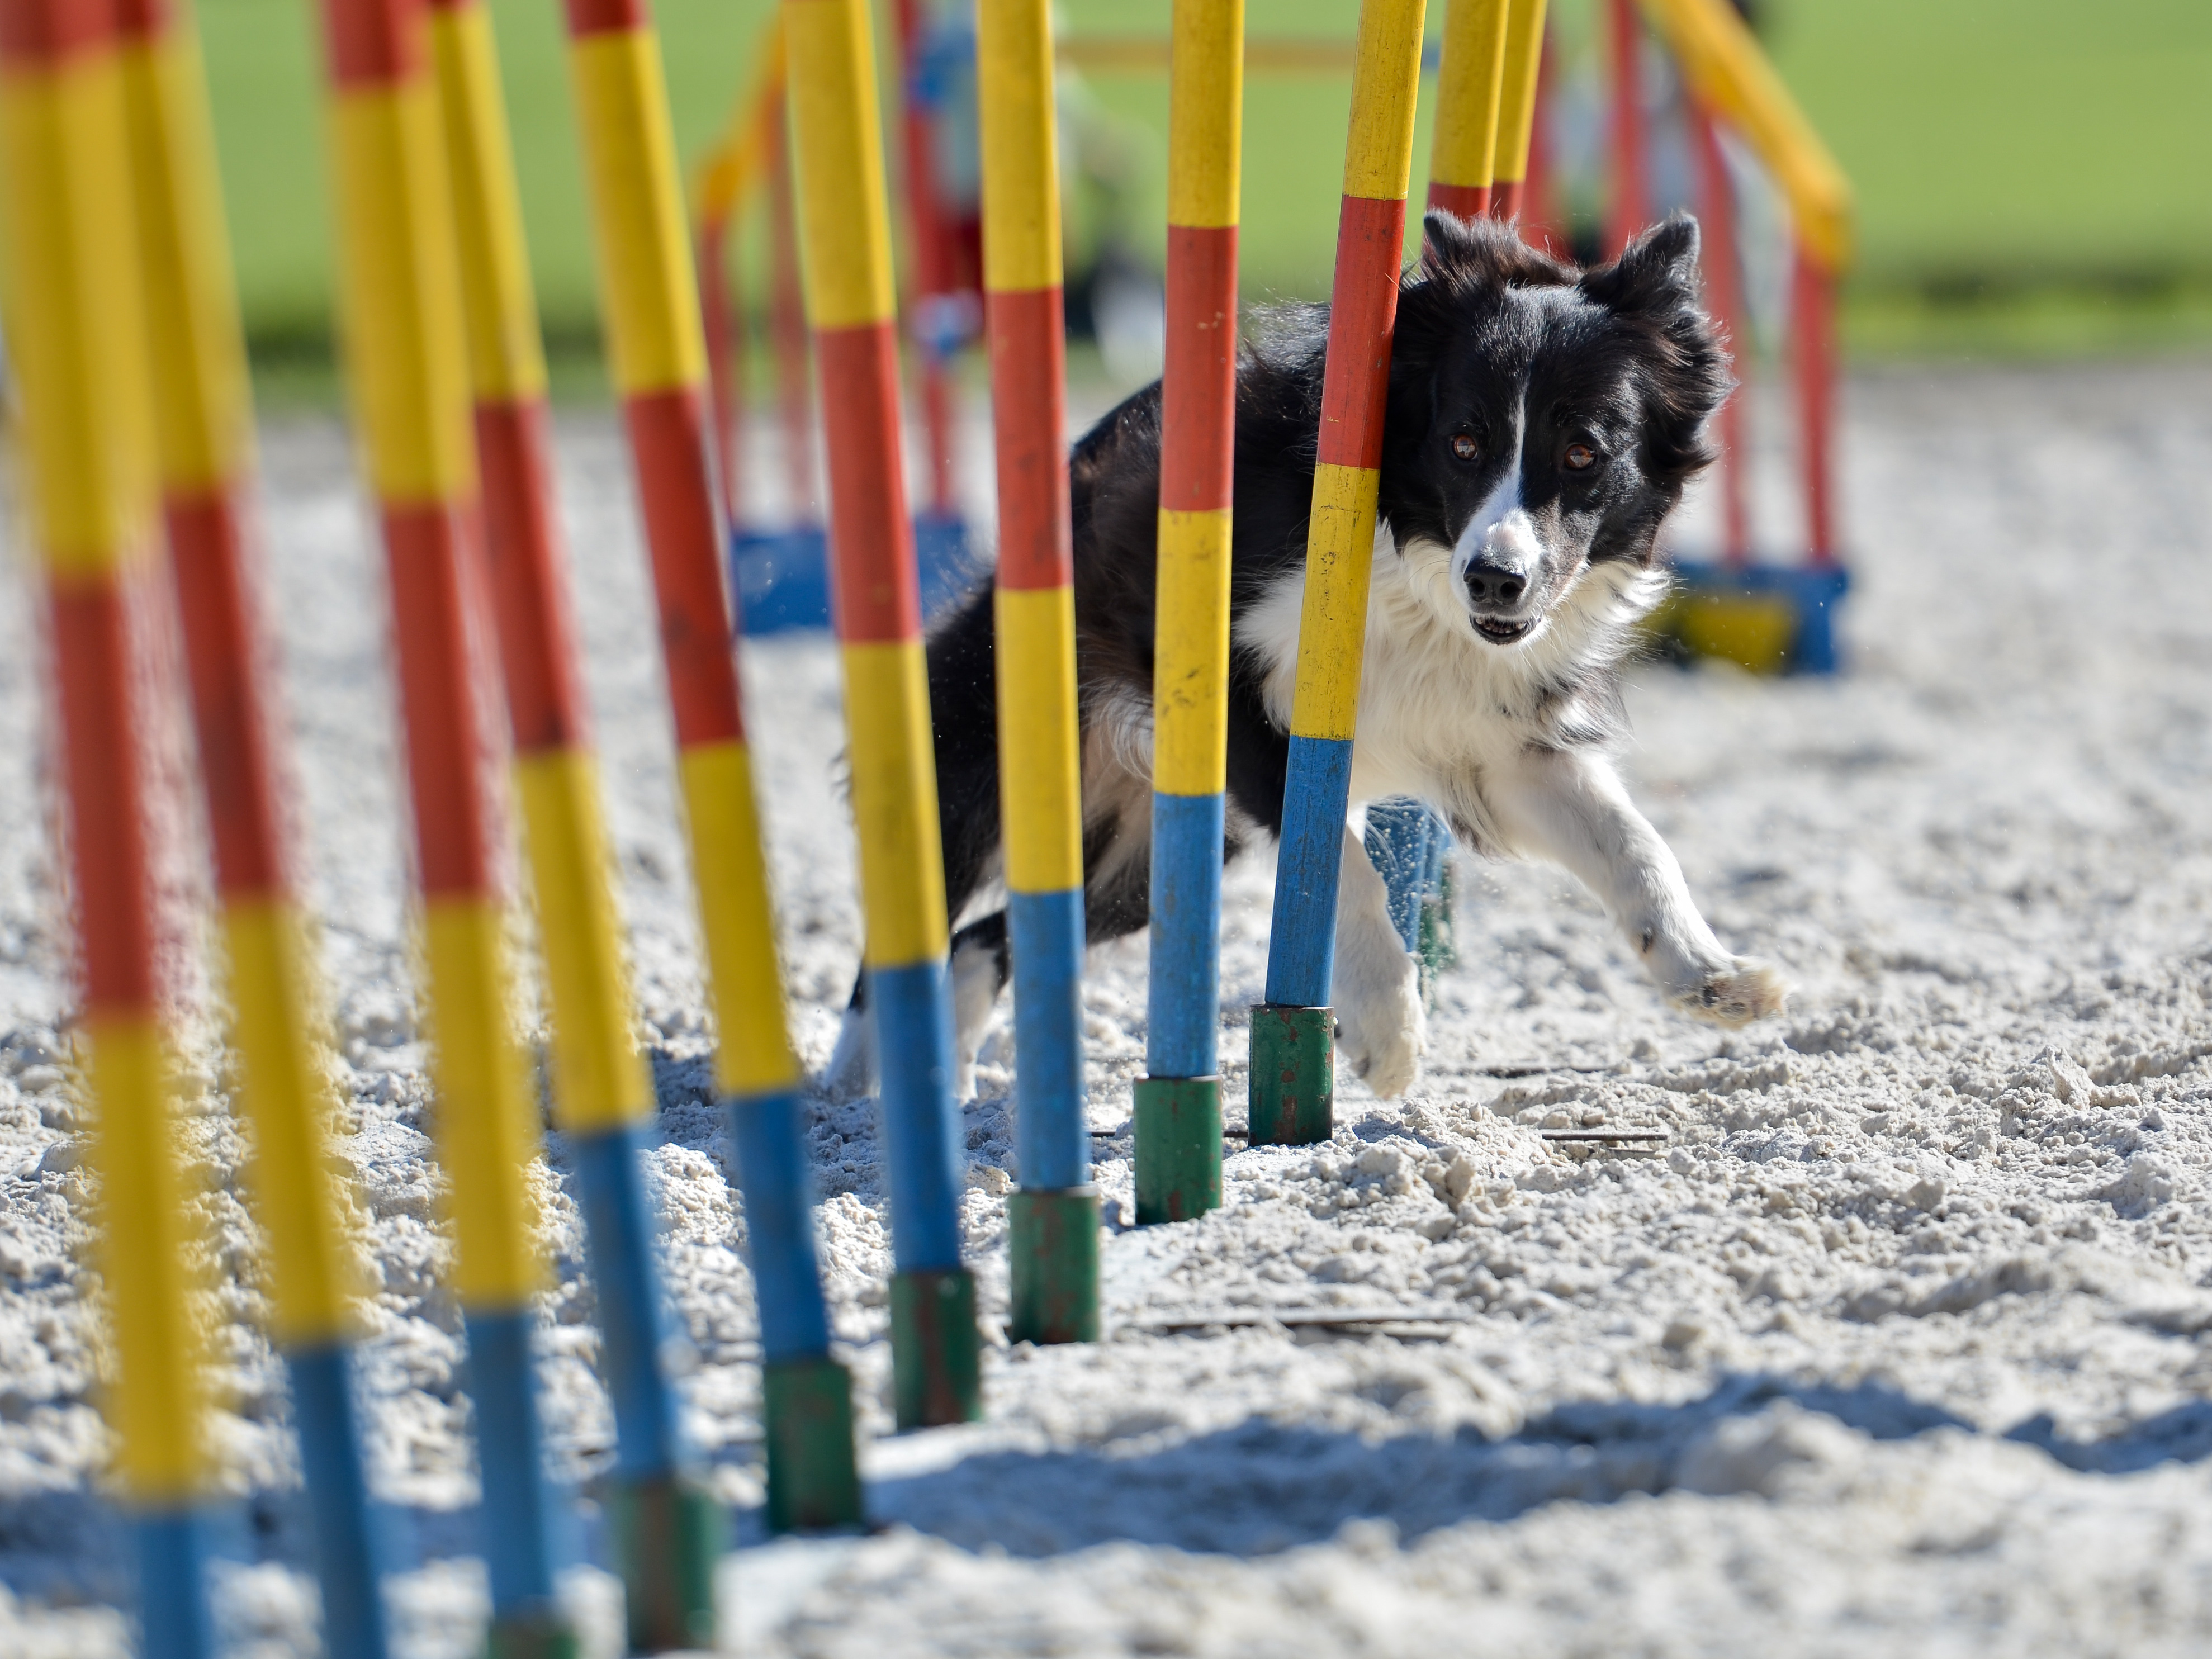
top-left (284, 1344), bottom-right (391, 1659)
top-left (1264, 734), bottom-right (1356, 1008)
top-left (567, 1124), bottom-right (684, 1481)
top-left (1007, 885), bottom-right (1089, 1191)
top-left (1147, 790), bottom-right (1224, 1079)
top-left (725, 1088), bottom-right (835, 1363)
top-left (461, 1308), bottom-right (565, 1617)
top-left (867, 959), bottom-right (965, 1273)
top-left (134, 1509), bottom-right (216, 1659)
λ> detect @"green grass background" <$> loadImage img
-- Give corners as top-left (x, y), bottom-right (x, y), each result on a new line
top-left (201, 0), bottom-right (2212, 380)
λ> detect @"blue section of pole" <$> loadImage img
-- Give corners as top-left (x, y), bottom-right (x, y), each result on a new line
top-left (134, 1509), bottom-right (216, 1659)
top-left (726, 1088), bottom-right (835, 1364)
top-left (1264, 734), bottom-right (1356, 1008)
top-left (567, 1125), bottom-right (684, 1481)
top-left (461, 1308), bottom-right (564, 1617)
top-left (1147, 790), bottom-right (1225, 1079)
top-left (1007, 885), bottom-right (1089, 1191)
top-left (868, 959), bottom-right (965, 1273)
top-left (284, 1344), bottom-right (390, 1658)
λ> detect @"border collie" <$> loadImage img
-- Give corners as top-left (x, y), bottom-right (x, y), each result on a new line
top-left (828, 211), bottom-right (1786, 1102)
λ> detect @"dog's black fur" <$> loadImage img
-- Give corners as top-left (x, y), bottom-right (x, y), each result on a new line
top-left (834, 211), bottom-right (1771, 1097)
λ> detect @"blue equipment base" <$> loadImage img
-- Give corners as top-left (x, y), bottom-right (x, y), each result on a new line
top-left (730, 512), bottom-right (981, 636)
top-left (1655, 560), bottom-right (1851, 675)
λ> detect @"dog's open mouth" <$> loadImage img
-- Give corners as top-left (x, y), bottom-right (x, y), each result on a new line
top-left (1472, 615), bottom-right (1535, 644)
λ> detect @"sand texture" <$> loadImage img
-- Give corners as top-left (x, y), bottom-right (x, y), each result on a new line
top-left (2, 363), bottom-right (2211, 1653)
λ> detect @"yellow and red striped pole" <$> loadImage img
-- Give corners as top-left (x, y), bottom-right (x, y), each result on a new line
top-left (313, 0), bottom-right (580, 1645)
top-left (0, 0), bottom-right (217, 1645)
top-left (555, 0), bottom-right (864, 1566)
top-left (1488, 0), bottom-right (1546, 222)
top-left (977, 0), bottom-right (1097, 1343)
top-left (1688, 96), bottom-right (1751, 564)
top-left (1135, 0), bottom-right (1242, 1226)
top-left (783, 0), bottom-right (982, 1428)
top-left (1251, 0), bottom-right (1427, 1145)
top-left (1427, 0), bottom-right (1508, 222)
top-left (111, 0), bottom-right (391, 1648)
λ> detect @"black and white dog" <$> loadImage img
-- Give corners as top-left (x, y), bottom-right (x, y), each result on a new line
top-left (828, 210), bottom-right (1785, 1102)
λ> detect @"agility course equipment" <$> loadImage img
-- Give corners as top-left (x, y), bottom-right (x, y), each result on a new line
top-left (547, 0), bottom-right (864, 1559)
top-left (315, 0), bottom-right (594, 1648)
top-left (783, 0), bottom-right (982, 1427)
top-left (1428, 0), bottom-right (1509, 220)
top-left (1624, 0), bottom-right (1853, 672)
top-left (1488, 0), bottom-right (1548, 222)
top-left (1133, 0), bottom-right (1242, 1226)
top-left (1248, 0), bottom-right (1428, 1149)
top-left (116, 0), bottom-right (392, 1649)
top-left (0, 2), bottom-right (222, 1647)
top-left (977, 0), bottom-right (1101, 1338)
top-left (693, 14), bottom-right (977, 638)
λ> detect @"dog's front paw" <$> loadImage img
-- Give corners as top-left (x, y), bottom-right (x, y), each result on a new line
top-left (1672, 957), bottom-right (1788, 1027)
top-left (1335, 951), bottom-right (1427, 1098)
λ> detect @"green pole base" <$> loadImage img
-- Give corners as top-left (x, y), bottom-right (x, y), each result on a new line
top-left (762, 1354), bottom-right (864, 1534)
top-left (1248, 1004), bottom-right (1334, 1145)
top-left (603, 1471), bottom-right (721, 1653)
top-left (1133, 1076), bottom-right (1223, 1225)
top-left (1007, 1188), bottom-right (1101, 1344)
top-left (486, 1609), bottom-right (582, 1659)
top-left (889, 1268), bottom-right (983, 1430)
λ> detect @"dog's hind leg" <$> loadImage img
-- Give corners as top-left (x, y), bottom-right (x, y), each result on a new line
top-left (948, 912), bottom-right (1012, 1101)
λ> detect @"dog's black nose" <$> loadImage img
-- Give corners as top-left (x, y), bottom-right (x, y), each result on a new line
top-left (1465, 558), bottom-right (1527, 609)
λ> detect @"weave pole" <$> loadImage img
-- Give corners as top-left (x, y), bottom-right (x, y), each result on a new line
top-left (427, 0), bottom-right (727, 1641)
top-left (976, 0), bottom-right (1098, 1340)
top-left (1427, 0), bottom-right (1508, 221)
top-left (1248, 0), bottom-right (1426, 1146)
top-left (783, 0), bottom-right (982, 1428)
top-left (1488, 0), bottom-right (1547, 222)
top-left (113, 0), bottom-right (391, 1649)
top-left (555, 0), bottom-right (863, 1557)
top-left (0, 4), bottom-right (218, 1649)
top-left (1134, 0), bottom-right (1242, 1225)
top-left (1603, 0), bottom-right (1647, 255)
top-left (1688, 97), bottom-right (1751, 563)
top-left (314, 0), bottom-right (578, 1649)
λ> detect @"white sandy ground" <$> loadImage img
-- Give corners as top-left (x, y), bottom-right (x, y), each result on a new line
top-left (3, 359), bottom-right (2212, 1656)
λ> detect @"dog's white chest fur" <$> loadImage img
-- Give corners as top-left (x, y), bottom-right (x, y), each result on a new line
top-left (1233, 522), bottom-right (1666, 837)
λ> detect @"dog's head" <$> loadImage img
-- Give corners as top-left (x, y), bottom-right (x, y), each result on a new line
top-left (1381, 211), bottom-right (1730, 649)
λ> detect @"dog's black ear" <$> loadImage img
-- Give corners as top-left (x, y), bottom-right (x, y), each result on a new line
top-left (1413, 208), bottom-right (1573, 295)
top-left (1580, 212), bottom-right (1703, 317)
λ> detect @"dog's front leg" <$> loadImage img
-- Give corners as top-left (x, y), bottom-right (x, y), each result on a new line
top-left (1330, 826), bottom-right (1427, 1095)
top-left (1489, 748), bottom-right (1784, 1026)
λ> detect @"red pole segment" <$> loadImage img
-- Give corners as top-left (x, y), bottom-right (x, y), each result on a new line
top-left (1689, 97), bottom-right (1751, 564)
top-left (1604, 0), bottom-right (1647, 257)
top-left (699, 215), bottom-right (747, 532)
top-left (1792, 243), bottom-right (1838, 565)
top-left (768, 105), bottom-right (819, 525)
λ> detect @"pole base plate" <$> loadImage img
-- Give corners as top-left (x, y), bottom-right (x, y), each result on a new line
top-left (762, 1355), bottom-right (864, 1533)
top-left (1248, 1005), bottom-right (1334, 1145)
top-left (1007, 1188), bottom-right (1102, 1344)
top-left (890, 1268), bottom-right (983, 1429)
top-left (603, 1471), bottom-right (721, 1652)
top-left (1133, 1076), bottom-right (1223, 1225)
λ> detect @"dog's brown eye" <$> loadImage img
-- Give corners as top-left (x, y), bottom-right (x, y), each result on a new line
top-left (1450, 432), bottom-right (1480, 462)
top-left (1564, 442), bottom-right (1598, 472)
